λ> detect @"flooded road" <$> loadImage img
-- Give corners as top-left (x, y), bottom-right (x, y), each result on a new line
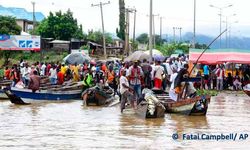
top-left (0, 92), bottom-right (250, 149)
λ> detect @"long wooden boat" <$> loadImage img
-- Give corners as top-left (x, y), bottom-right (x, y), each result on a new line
top-left (5, 87), bottom-right (82, 102)
top-left (156, 93), bottom-right (211, 115)
top-left (9, 87), bottom-right (82, 101)
top-left (3, 82), bottom-right (84, 103)
top-left (82, 86), bottom-right (114, 106)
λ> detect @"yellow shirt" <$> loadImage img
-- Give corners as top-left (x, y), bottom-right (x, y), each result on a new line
top-left (61, 66), bottom-right (67, 75)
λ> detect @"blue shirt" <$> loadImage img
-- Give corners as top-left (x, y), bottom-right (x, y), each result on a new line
top-left (203, 65), bottom-right (209, 75)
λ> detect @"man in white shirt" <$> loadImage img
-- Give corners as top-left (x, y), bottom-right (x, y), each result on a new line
top-left (21, 63), bottom-right (31, 87)
top-left (153, 61), bottom-right (164, 89)
top-left (40, 63), bottom-right (46, 76)
top-left (49, 65), bottom-right (57, 85)
top-left (169, 69), bottom-right (178, 101)
top-left (120, 69), bottom-right (134, 112)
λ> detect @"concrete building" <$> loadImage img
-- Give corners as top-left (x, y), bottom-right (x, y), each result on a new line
top-left (16, 19), bottom-right (33, 32)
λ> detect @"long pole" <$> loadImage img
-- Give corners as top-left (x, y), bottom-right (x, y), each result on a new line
top-left (31, 1), bottom-right (36, 34)
top-left (149, 0), bottom-right (153, 61)
top-left (160, 16), bottom-right (162, 46)
top-left (125, 9), bottom-right (130, 56)
top-left (179, 27), bottom-right (182, 43)
top-left (173, 27), bottom-right (176, 43)
top-left (91, 1), bottom-right (110, 59)
top-left (153, 15), bottom-right (155, 48)
top-left (225, 17), bottom-right (228, 48)
top-left (193, 0), bottom-right (196, 48)
top-left (229, 25), bottom-right (231, 48)
top-left (219, 9), bottom-right (222, 48)
top-left (210, 4), bottom-right (233, 48)
top-left (190, 29), bottom-right (227, 74)
top-left (133, 9), bottom-right (137, 50)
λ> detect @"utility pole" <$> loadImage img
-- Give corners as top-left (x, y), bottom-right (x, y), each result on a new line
top-left (152, 14), bottom-right (159, 48)
top-left (160, 16), bottom-right (163, 46)
top-left (173, 27), bottom-right (176, 44)
top-left (153, 15), bottom-right (155, 48)
top-left (225, 17), bottom-right (228, 48)
top-left (125, 9), bottom-right (130, 56)
top-left (179, 27), bottom-right (182, 43)
top-left (124, 8), bottom-right (136, 55)
top-left (193, 0), bottom-right (196, 48)
top-left (31, 1), bottom-right (36, 34)
top-left (132, 8), bottom-right (137, 51)
top-left (210, 4), bottom-right (233, 48)
top-left (149, 0), bottom-right (153, 61)
top-left (91, 1), bottom-right (110, 59)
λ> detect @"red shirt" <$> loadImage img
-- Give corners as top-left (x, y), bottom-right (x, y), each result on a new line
top-left (4, 69), bottom-right (10, 80)
top-left (57, 71), bottom-right (64, 85)
top-left (47, 64), bottom-right (51, 76)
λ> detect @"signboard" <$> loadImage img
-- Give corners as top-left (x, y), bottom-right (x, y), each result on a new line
top-left (71, 49), bottom-right (89, 56)
top-left (0, 35), bottom-right (41, 51)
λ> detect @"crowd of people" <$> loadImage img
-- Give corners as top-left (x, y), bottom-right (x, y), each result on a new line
top-left (193, 63), bottom-right (250, 91)
top-left (2, 56), bottom-right (250, 108)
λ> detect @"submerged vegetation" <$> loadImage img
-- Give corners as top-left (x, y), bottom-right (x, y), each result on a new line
top-left (196, 90), bottom-right (219, 96)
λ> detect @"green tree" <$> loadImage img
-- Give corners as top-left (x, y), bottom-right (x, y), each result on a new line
top-left (87, 30), bottom-right (113, 44)
top-left (157, 42), bottom-right (190, 56)
top-left (116, 0), bottom-right (125, 41)
top-left (0, 15), bottom-right (22, 66)
top-left (195, 43), bottom-right (208, 49)
top-left (154, 34), bottom-right (164, 46)
top-left (0, 16), bottom-right (21, 35)
top-left (36, 10), bottom-right (84, 40)
top-left (136, 33), bottom-right (148, 44)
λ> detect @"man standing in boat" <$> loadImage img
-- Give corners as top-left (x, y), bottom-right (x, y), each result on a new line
top-left (28, 70), bottom-right (40, 93)
top-left (128, 60), bottom-right (143, 105)
top-left (174, 64), bottom-right (189, 100)
top-left (169, 68), bottom-right (178, 101)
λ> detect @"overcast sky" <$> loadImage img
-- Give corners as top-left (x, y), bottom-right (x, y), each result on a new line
top-left (1, 0), bottom-right (250, 38)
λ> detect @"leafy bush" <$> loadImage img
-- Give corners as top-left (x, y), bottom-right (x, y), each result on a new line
top-left (196, 89), bottom-right (218, 96)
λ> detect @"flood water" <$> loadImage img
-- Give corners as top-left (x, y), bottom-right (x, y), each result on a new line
top-left (0, 92), bottom-right (250, 150)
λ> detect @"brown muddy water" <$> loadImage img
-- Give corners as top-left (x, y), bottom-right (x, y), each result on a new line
top-left (0, 92), bottom-right (249, 150)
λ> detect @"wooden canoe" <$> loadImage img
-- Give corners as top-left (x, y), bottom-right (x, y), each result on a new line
top-left (156, 93), bottom-right (211, 115)
top-left (82, 86), bottom-right (114, 106)
top-left (8, 87), bottom-right (82, 102)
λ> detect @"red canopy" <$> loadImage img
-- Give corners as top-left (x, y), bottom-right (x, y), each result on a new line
top-left (189, 49), bottom-right (250, 64)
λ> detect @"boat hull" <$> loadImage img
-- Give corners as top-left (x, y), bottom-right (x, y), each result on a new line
top-left (244, 90), bottom-right (250, 97)
top-left (166, 102), bottom-right (196, 115)
top-left (127, 102), bottom-right (165, 118)
top-left (10, 87), bottom-right (82, 101)
top-left (82, 86), bottom-right (114, 106)
top-left (0, 90), bottom-right (8, 99)
top-left (160, 95), bottom-right (211, 115)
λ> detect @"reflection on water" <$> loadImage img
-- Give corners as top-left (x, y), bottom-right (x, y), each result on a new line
top-left (0, 92), bottom-right (249, 149)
